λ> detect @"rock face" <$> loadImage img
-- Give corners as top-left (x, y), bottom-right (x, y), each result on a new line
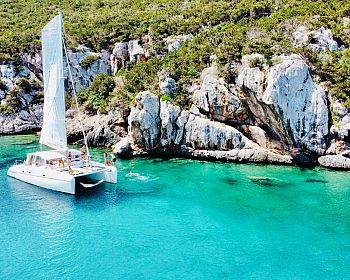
top-left (128, 91), bottom-right (161, 151)
top-left (123, 48), bottom-right (334, 165)
top-left (159, 101), bottom-right (181, 148)
top-left (159, 77), bottom-right (176, 97)
top-left (66, 46), bottom-right (111, 92)
top-left (263, 54), bottom-right (329, 154)
top-left (124, 91), bottom-right (293, 164)
top-left (66, 109), bottom-right (127, 147)
top-left (329, 97), bottom-right (350, 142)
top-left (293, 26), bottom-right (339, 52)
top-left (0, 105), bottom-right (42, 134)
top-left (113, 137), bottom-right (131, 157)
top-left (238, 54), bottom-right (329, 155)
top-left (185, 112), bottom-right (258, 150)
top-left (193, 66), bottom-right (242, 122)
top-left (0, 63), bottom-right (43, 134)
top-left (165, 34), bottom-right (193, 52)
top-left (110, 34), bottom-right (193, 74)
top-left (318, 155), bottom-right (350, 169)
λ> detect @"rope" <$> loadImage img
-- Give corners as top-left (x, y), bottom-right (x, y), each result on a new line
top-left (60, 12), bottom-right (90, 160)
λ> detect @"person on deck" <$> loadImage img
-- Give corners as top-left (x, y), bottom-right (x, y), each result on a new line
top-left (111, 153), bottom-right (116, 166)
top-left (58, 158), bottom-right (64, 168)
top-left (104, 152), bottom-right (108, 165)
top-left (80, 145), bottom-right (86, 160)
top-left (67, 151), bottom-right (72, 167)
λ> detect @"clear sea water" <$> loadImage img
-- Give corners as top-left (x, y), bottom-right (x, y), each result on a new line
top-left (1, 135), bottom-right (350, 279)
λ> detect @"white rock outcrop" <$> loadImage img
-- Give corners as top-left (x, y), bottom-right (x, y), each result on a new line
top-left (329, 98), bottom-right (350, 141)
top-left (193, 66), bottom-right (241, 121)
top-left (66, 46), bottom-right (111, 92)
top-left (160, 101), bottom-right (181, 148)
top-left (184, 112), bottom-right (259, 150)
top-left (318, 155), bottom-right (350, 169)
top-left (66, 109), bottom-right (126, 147)
top-left (165, 34), bottom-right (193, 52)
top-left (293, 26), bottom-right (339, 52)
top-left (263, 54), bottom-right (329, 154)
top-left (159, 77), bottom-right (176, 97)
top-left (237, 54), bottom-right (329, 155)
top-left (110, 40), bottom-right (150, 74)
top-left (114, 137), bottom-right (131, 157)
top-left (237, 54), bottom-right (266, 99)
top-left (125, 91), bottom-right (294, 164)
top-left (128, 91), bottom-right (161, 151)
top-left (0, 105), bottom-right (42, 134)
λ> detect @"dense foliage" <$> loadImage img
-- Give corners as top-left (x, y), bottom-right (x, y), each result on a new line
top-left (2, 0), bottom-right (350, 111)
top-left (77, 73), bottom-right (115, 113)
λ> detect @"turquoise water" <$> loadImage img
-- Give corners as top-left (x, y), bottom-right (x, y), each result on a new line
top-left (1, 135), bottom-right (350, 279)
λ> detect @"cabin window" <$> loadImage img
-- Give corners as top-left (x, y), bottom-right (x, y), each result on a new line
top-left (34, 156), bottom-right (45, 167)
top-left (26, 155), bottom-right (34, 165)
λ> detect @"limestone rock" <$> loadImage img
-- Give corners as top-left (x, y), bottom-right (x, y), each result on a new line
top-left (66, 109), bottom-right (126, 147)
top-left (160, 101), bottom-right (181, 148)
top-left (318, 155), bottom-right (350, 169)
top-left (165, 34), bottom-right (193, 52)
top-left (329, 97), bottom-right (350, 141)
top-left (0, 105), bottom-right (43, 134)
top-left (175, 110), bottom-right (189, 145)
top-left (66, 46), bottom-right (111, 92)
top-left (262, 54), bottom-right (329, 154)
top-left (237, 54), bottom-right (266, 99)
top-left (128, 40), bottom-right (145, 63)
top-left (110, 42), bottom-right (129, 75)
top-left (184, 113), bottom-right (259, 150)
top-left (128, 91), bottom-right (160, 151)
top-left (114, 137), bottom-right (131, 157)
top-left (159, 77), bottom-right (176, 97)
top-left (193, 66), bottom-right (242, 121)
top-left (293, 26), bottom-right (339, 52)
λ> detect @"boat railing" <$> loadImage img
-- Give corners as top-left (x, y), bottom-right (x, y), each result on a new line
top-left (14, 159), bottom-right (25, 165)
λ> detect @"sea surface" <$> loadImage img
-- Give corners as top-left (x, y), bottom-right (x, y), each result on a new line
top-left (1, 135), bottom-right (350, 279)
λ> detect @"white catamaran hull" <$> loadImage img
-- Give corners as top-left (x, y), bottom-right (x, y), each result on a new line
top-left (7, 164), bottom-right (117, 195)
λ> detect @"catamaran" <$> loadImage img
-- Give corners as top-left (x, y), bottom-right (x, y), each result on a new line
top-left (7, 13), bottom-right (117, 194)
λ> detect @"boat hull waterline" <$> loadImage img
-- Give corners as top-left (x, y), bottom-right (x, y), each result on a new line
top-left (7, 162), bottom-right (117, 195)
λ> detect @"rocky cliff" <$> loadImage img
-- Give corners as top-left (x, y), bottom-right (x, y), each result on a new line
top-left (2, 26), bottom-right (350, 168)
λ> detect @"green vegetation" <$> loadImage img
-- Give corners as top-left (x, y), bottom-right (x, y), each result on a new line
top-left (15, 78), bottom-right (31, 93)
top-left (160, 94), bottom-right (172, 102)
top-left (2, 0), bottom-right (350, 111)
top-left (79, 54), bottom-right (98, 69)
top-left (302, 49), bottom-right (350, 107)
top-left (1, 86), bottom-right (20, 113)
top-left (77, 73), bottom-right (115, 113)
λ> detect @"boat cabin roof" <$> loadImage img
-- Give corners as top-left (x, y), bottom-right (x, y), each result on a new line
top-left (28, 149), bottom-right (80, 160)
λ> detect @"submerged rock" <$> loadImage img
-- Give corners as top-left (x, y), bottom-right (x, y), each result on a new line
top-left (248, 176), bottom-right (287, 187)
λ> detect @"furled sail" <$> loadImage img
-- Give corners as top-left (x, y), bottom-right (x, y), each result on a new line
top-left (39, 13), bottom-right (67, 150)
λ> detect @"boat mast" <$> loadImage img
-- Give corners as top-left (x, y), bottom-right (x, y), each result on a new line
top-left (60, 12), bottom-right (90, 160)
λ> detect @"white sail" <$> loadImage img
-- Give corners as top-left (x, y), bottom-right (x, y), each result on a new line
top-left (39, 13), bottom-right (67, 150)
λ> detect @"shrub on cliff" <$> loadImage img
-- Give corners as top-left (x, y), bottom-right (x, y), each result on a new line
top-left (77, 73), bottom-right (115, 113)
top-left (79, 55), bottom-right (98, 69)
